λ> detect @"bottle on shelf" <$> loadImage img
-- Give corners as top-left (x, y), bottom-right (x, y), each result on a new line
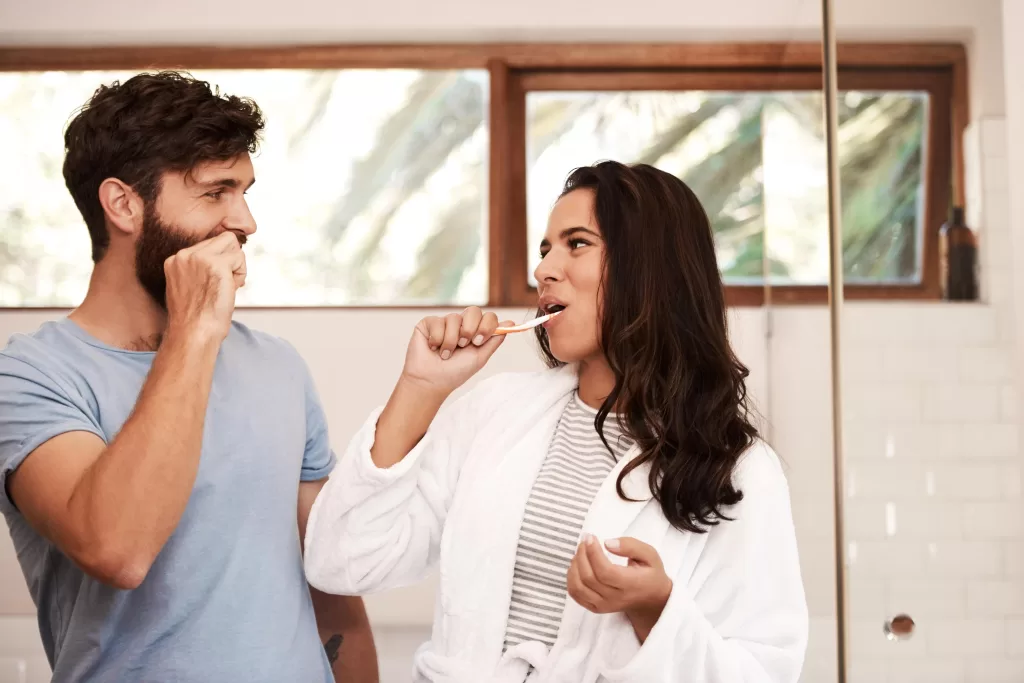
top-left (939, 205), bottom-right (978, 301)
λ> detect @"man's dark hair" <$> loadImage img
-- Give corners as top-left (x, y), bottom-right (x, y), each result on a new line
top-left (62, 70), bottom-right (265, 262)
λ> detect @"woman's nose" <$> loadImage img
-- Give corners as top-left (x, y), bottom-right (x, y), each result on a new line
top-left (534, 252), bottom-right (564, 284)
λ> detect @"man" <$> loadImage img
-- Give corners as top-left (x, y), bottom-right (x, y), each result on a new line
top-left (0, 71), bottom-right (378, 682)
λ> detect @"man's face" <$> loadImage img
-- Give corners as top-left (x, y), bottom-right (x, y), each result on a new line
top-left (135, 154), bottom-right (256, 308)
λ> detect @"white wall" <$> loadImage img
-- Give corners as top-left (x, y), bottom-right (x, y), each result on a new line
top-left (0, 0), bottom-right (1020, 681)
top-left (1004, 0), bottom-right (1024, 544)
top-left (0, 0), bottom-right (1008, 118)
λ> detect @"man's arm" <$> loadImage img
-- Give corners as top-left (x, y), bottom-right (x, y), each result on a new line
top-left (299, 479), bottom-right (379, 683)
top-left (9, 332), bottom-right (220, 590)
top-left (6, 232), bottom-right (245, 590)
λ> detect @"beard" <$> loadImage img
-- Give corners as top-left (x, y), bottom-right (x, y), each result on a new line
top-left (135, 206), bottom-right (246, 310)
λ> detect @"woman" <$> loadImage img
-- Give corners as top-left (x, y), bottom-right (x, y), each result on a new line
top-left (304, 161), bottom-right (808, 682)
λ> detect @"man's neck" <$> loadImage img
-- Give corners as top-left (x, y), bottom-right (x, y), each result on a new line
top-left (70, 260), bottom-right (167, 351)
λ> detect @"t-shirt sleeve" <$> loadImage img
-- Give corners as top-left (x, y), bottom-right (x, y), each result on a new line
top-left (0, 354), bottom-right (104, 512)
top-left (297, 356), bottom-right (336, 482)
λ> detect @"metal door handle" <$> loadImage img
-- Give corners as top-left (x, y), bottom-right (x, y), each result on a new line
top-left (883, 614), bottom-right (915, 641)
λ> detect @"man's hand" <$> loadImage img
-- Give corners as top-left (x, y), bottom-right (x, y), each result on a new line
top-left (164, 231), bottom-right (246, 344)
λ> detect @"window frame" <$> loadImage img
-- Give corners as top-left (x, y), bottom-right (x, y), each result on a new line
top-left (503, 66), bottom-right (956, 306)
top-left (0, 42), bottom-right (967, 309)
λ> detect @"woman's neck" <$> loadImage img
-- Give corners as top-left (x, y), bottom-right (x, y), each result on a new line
top-left (576, 356), bottom-right (617, 411)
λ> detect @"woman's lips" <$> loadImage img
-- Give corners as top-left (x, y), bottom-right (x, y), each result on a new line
top-left (542, 307), bottom-right (566, 329)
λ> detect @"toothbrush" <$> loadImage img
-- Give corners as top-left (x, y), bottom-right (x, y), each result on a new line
top-left (493, 310), bottom-right (562, 335)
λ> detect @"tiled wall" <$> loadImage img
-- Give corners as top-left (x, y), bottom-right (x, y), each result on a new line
top-left (844, 299), bottom-right (1022, 683)
top-left (779, 118), bottom-right (1023, 683)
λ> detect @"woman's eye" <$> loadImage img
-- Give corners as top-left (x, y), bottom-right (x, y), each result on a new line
top-left (568, 238), bottom-right (590, 250)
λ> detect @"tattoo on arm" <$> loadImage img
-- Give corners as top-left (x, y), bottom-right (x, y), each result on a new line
top-left (324, 634), bottom-right (343, 666)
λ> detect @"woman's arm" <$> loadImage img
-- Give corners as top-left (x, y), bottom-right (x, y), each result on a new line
top-left (303, 308), bottom-right (511, 596)
top-left (369, 377), bottom-right (448, 469)
top-left (303, 384), bottom-right (477, 594)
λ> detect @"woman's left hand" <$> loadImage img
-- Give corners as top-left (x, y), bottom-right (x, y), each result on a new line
top-left (567, 534), bottom-right (673, 641)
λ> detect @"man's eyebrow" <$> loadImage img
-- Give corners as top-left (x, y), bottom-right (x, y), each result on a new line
top-left (196, 177), bottom-right (256, 191)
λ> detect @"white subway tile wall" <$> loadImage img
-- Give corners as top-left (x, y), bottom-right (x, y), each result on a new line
top-left (966, 658), bottom-right (1024, 683)
top-left (827, 118), bottom-right (1021, 683)
top-left (929, 618), bottom-right (1006, 657)
top-left (886, 658), bottom-right (967, 683)
top-left (1007, 542), bottom-right (1024, 576)
top-left (924, 540), bottom-right (1003, 578)
top-left (888, 578), bottom-right (967, 618)
top-left (766, 116), bottom-right (1021, 682)
top-left (967, 580), bottom-right (1024, 617)
top-left (1007, 619), bottom-right (1024, 656)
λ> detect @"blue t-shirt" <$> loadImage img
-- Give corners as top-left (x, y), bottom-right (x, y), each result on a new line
top-left (0, 318), bottom-right (336, 683)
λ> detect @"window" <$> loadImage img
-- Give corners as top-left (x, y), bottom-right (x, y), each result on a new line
top-left (0, 67), bottom-right (489, 307)
top-left (511, 66), bottom-right (956, 305)
top-left (0, 43), bottom-right (965, 308)
top-left (526, 89), bottom-right (928, 286)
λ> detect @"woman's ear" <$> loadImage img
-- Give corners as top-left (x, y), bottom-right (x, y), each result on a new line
top-left (97, 178), bottom-right (144, 238)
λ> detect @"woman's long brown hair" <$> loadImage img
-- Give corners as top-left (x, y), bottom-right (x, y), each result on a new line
top-left (535, 161), bottom-right (759, 533)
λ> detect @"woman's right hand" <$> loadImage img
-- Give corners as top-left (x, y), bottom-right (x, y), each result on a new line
top-left (400, 307), bottom-right (512, 397)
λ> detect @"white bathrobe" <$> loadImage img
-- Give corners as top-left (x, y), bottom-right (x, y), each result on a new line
top-left (304, 365), bottom-right (808, 683)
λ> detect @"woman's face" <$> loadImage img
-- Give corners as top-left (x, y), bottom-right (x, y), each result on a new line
top-left (534, 188), bottom-right (605, 364)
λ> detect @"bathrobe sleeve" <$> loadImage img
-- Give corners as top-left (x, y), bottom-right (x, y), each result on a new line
top-left (303, 376), bottom-right (498, 596)
top-left (603, 444), bottom-right (809, 683)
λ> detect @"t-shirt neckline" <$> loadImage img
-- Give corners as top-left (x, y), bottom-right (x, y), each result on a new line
top-left (58, 318), bottom-right (158, 356)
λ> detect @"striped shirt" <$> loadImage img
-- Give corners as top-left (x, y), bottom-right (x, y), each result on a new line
top-left (503, 392), bottom-right (636, 652)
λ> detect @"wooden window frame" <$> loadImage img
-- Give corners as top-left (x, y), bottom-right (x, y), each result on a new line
top-left (501, 65), bottom-right (957, 307)
top-left (0, 42), bottom-right (966, 309)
